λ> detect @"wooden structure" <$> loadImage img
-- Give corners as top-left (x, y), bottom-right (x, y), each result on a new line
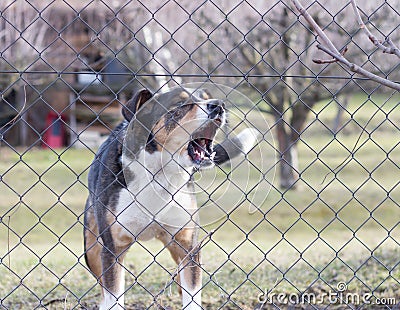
top-left (0, 2), bottom-right (140, 148)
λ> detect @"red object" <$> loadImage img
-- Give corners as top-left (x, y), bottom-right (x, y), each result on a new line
top-left (43, 112), bottom-right (65, 148)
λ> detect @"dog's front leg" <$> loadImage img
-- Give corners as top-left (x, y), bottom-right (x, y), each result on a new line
top-left (159, 228), bottom-right (202, 310)
top-left (179, 249), bottom-right (202, 310)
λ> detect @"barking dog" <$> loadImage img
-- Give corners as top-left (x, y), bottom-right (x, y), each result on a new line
top-left (84, 88), bottom-right (257, 309)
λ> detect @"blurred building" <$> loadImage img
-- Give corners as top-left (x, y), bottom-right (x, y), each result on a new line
top-left (0, 1), bottom-right (138, 148)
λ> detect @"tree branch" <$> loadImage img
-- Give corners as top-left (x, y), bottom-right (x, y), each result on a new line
top-left (290, 0), bottom-right (400, 92)
top-left (313, 46), bottom-right (348, 64)
top-left (350, 0), bottom-right (400, 58)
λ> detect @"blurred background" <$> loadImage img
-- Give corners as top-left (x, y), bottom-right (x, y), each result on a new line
top-left (0, 0), bottom-right (399, 308)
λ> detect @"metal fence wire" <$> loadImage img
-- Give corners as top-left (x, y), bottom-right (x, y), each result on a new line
top-left (0, 0), bottom-right (399, 309)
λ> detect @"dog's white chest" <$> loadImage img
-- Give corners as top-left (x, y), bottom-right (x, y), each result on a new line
top-left (115, 152), bottom-right (197, 241)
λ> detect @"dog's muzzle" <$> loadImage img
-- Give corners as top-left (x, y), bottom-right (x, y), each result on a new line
top-left (207, 99), bottom-right (225, 123)
top-left (188, 99), bottom-right (225, 168)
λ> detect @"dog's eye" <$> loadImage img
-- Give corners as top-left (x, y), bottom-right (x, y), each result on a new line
top-left (165, 104), bottom-right (193, 128)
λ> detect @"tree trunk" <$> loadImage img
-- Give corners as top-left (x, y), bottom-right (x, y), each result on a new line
top-left (275, 116), bottom-right (299, 189)
top-left (333, 96), bottom-right (349, 134)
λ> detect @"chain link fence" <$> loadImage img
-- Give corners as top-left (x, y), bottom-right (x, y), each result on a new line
top-left (1, 0), bottom-right (399, 309)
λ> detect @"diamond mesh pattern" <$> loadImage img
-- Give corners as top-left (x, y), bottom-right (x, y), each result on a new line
top-left (1, 0), bottom-right (399, 309)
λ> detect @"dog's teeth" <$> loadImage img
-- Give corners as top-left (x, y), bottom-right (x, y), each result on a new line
top-left (210, 151), bottom-right (216, 160)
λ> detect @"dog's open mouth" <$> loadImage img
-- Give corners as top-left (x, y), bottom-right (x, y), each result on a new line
top-left (188, 138), bottom-right (213, 164)
top-left (187, 122), bottom-right (219, 166)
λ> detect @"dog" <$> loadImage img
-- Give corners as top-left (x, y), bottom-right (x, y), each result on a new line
top-left (83, 87), bottom-right (258, 310)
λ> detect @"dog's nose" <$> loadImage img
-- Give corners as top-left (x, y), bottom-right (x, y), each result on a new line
top-left (207, 100), bottom-right (225, 119)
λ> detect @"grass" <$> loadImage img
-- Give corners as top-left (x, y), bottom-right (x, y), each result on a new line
top-left (0, 92), bottom-right (399, 309)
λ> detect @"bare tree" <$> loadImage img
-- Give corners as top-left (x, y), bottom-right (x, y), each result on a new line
top-left (290, 0), bottom-right (400, 91)
top-left (194, 1), bottom-right (400, 189)
top-left (196, 5), bottom-right (330, 188)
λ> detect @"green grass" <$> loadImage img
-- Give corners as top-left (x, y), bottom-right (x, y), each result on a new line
top-left (0, 92), bottom-right (399, 309)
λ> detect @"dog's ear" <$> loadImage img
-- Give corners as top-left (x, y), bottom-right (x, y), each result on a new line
top-left (122, 89), bottom-right (153, 121)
